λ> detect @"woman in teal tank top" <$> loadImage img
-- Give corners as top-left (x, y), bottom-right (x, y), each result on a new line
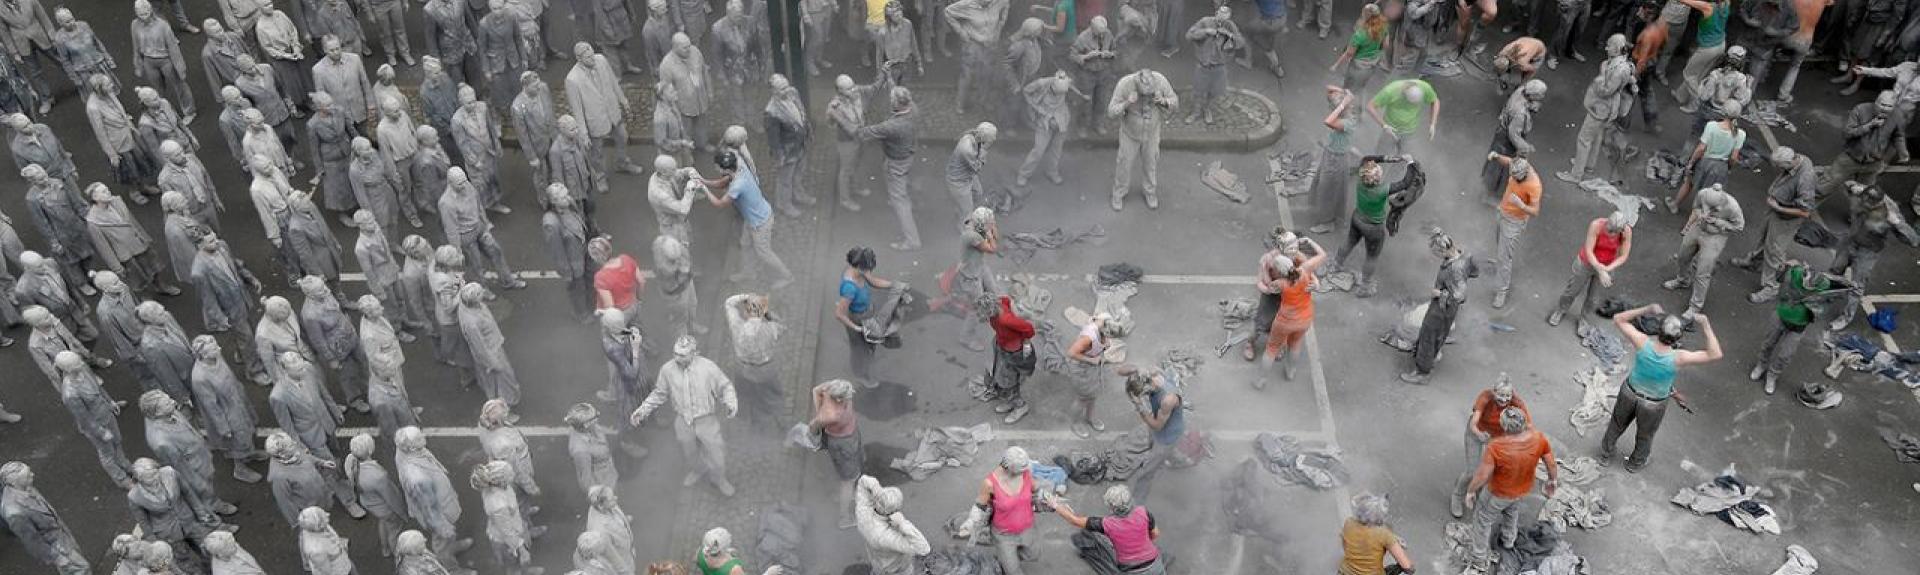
top-left (1601, 304), bottom-right (1723, 472)
top-left (696, 527), bottom-right (783, 575)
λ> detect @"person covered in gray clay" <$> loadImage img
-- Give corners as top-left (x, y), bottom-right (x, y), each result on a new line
top-left (1183, 6), bottom-right (1243, 125)
top-left (631, 335), bottom-right (740, 496)
top-left (1019, 71), bottom-right (1086, 189)
top-left (21, 165), bottom-right (96, 292)
top-left (56, 350), bottom-right (135, 487)
top-left (298, 506), bottom-right (355, 575)
top-left (428, 245), bottom-right (478, 388)
top-left (396, 235), bottom-right (436, 335)
top-left (265, 432), bottom-right (337, 529)
top-left (511, 71), bottom-right (556, 187)
top-left (764, 73), bottom-right (814, 217)
top-left (394, 529), bottom-right (471, 575)
top-left (0, 461), bottom-right (92, 575)
top-left (255, 294), bottom-right (315, 383)
top-left (551, 114), bottom-right (612, 202)
top-left (85, 183), bottom-right (180, 295)
top-left (350, 137), bottom-right (412, 231)
top-left (200, 18), bottom-right (249, 94)
top-left (567, 42), bottom-right (645, 175)
top-left (1108, 67), bottom-right (1177, 211)
top-left (1003, 17), bottom-right (1047, 108)
top-left (652, 79), bottom-right (695, 159)
top-left (92, 271), bottom-right (148, 377)
top-left (653, 233), bottom-right (704, 337)
top-left (0, 0), bottom-right (59, 115)
top-left (476, 0), bottom-right (528, 110)
top-left (140, 390), bottom-right (240, 523)
top-left (203, 530), bottom-right (265, 574)
top-left (243, 107), bottom-right (299, 180)
top-left (22, 290), bottom-right (94, 373)
top-left (358, 296), bottom-right (420, 440)
top-left (231, 55), bottom-right (299, 156)
top-left (298, 275), bottom-right (370, 413)
top-left (394, 426), bottom-right (475, 566)
top-left (423, 0), bottom-right (480, 84)
top-left (18, 255), bottom-right (99, 345)
top-left (440, 167), bottom-right (527, 289)
top-left (541, 183), bottom-right (594, 319)
top-left (353, 212), bottom-right (405, 322)
top-left (595, 307), bottom-right (649, 446)
top-left (858, 87), bottom-right (922, 251)
top-left (189, 234), bottom-right (267, 382)
top-left (945, 122), bottom-right (997, 214)
top-left (310, 0), bottom-right (367, 56)
top-left (460, 282), bottom-right (523, 406)
top-left (188, 335), bottom-right (267, 483)
top-left (710, 0), bottom-right (760, 118)
top-left (376, 97), bottom-right (424, 217)
top-left (658, 33), bottom-right (714, 153)
top-left (344, 433), bottom-right (409, 557)
top-left (1071, 16), bottom-right (1120, 135)
top-left (136, 300), bottom-right (197, 407)
top-left (879, 1), bottom-right (923, 81)
top-left (564, 402), bottom-right (619, 494)
top-left (252, 3), bottom-right (309, 110)
top-left (364, 0), bottom-right (413, 66)
top-left (8, 114), bottom-right (80, 193)
top-left (412, 126), bottom-right (453, 217)
top-left (944, 0), bottom-right (1009, 113)
top-left (283, 188), bottom-right (347, 290)
top-left (135, 88), bottom-right (197, 163)
top-left (472, 460), bottom-right (546, 575)
top-left (647, 155), bottom-right (698, 247)
top-left (52, 8), bottom-right (119, 96)
top-left (157, 141), bottom-right (222, 233)
top-left (477, 399), bottom-right (541, 501)
top-left (306, 91), bottom-right (358, 222)
top-left (104, 533), bottom-right (148, 574)
top-left (123, 457), bottom-right (215, 572)
top-left (128, 0), bottom-right (194, 122)
top-left (86, 76), bottom-right (161, 198)
top-left (585, 486), bottom-right (636, 573)
top-left (798, 0), bottom-right (835, 76)
top-left (268, 352), bottom-right (367, 517)
top-left (451, 85), bottom-right (507, 211)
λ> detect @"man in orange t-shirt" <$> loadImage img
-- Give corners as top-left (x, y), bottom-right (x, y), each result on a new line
top-left (1486, 152), bottom-right (1540, 309)
top-left (1451, 378), bottom-right (1530, 518)
top-left (1464, 406), bottom-right (1557, 573)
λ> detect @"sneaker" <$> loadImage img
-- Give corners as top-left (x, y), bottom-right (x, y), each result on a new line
top-left (840, 199), bottom-right (862, 212)
top-left (1763, 376), bottom-right (1776, 395)
top-left (1575, 321), bottom-right (1593, 338)
top-left (1547, 310), bottom-right (1565, 326)
top-left (993, 402), bottom-right (1014, 414)
top-left (1749, 364), bottom-right (1765, 381)
top-left (1747, 287), bottom-right (1776, 304)
top-left (1003, 404), bottom-right (1029, 424)
top-left (1071, 422), bottom-right (1093, 438)
top-left (1570, 51), bottom-right (1587, 63)
top-left (1450, 494), bottom-right (1465, 518)
top-left (1399, 371), bottom-right (1430, 384)
top-left (1089, 419), bottom-right (1106, 432)
top-left (1110, 196), bottom-right (1124, 211)
top-left (1661, 278), bottom-right (1689, 290)
top-left (1546, 57), bottom-right (1559, 70)
top-left (1553, 170), bottom-right (1580, 183)
top-left (1492, 290), bottom-right (1508, 309)
top-left (714, 478), bottom-right (737, 497)
top-left (682, 472), bottom-right (702, 487)
top-left (1728, 257), bottom-right (1757, 271)
top-left (1354, 281), bottom-right (1378, 298)
top-left (1145, 194), bottom-right (1160, 209)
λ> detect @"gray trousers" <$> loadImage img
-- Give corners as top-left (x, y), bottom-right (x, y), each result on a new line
top-left (1493, 213), bottom-right (1527, 295)
top-left (1569, 113), bottom-right (1611, 179)
top-left (1470, 494), bottom-right (1523, 567)
top-left (1452, 428), bottom-right (1488, 499)
top-left (1555, 259), bottom-right (1606, 322)
top-left (1656, 20), bottom-right (1686, 74)
top-left (1671, 228), bottom-right (1729, 311)
top-left (1600, 385), bottom-right (1667, 467)
top-left (1755, 315), bottom-right (1807, 380)
top-left (1830, 246), bottom-right (1879, 326)
top-left (1193, 64), bottom-right (1227, 113)
top-left (1750, 38), bottom-right (1808, 101)
top-left (674, 414), bottom-right (728, 481)
top-left (835, 139), bottom-right (861, 202)
top-left (1671, 43), bottom-right (1726, 106)
top-left (947, 176), bottom-right (981, 215)
top-left (137, 55), bottom-right (194, 117)
top-left (595, 122), bottom-right (635, 169)
top-left (775, 155), bottom-right (808, 210)
top-left (85, 431), bottom-right (135, 485)
top-left (459, 231), bottom-right (518, 287)
top-left (1017, 121), bottom-right (1066, 186)
top-left (369, 3), bottom-right (412, 59)
top-left (992, 529), bottom-right (1030, 575)
top-left (1296, 0), bottom-right (1333, 32)
top-left (1740, 214), bottom-right (1798, 291)
top-left (1821, 154), bottom-right (1887, 200)
top-left (884, 157), bottom-right (921, 246)
top-left (1130, 440), bottom-right (1177, 502)
top-left (739, 221), bottom-right (792, 282)
top-left (1113, 122), bottom-right (1162, 201)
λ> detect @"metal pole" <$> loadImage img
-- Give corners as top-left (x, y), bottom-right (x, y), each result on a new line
top-left (767, 0), bottom-right (811, 111)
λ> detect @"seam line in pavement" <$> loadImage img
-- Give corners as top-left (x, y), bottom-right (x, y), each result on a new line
top-left (1272, 164), bottom-right (1354, 520)
top-left (252, 427), bottom-right (1327, 442)
top-left (337, 270), bottom-right (1252, 285)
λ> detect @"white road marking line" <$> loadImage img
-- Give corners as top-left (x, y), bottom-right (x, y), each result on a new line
top-left (257, 425), bottom-right (573, 439)
top-left (337, 270), bottom-right (1251, 285)
top-left (1272, 169), bottom-right (1354, 517)
top-left (258, 426), bottom-right (1323, 442)
top-left (337, 270), bottom-right (651, 282)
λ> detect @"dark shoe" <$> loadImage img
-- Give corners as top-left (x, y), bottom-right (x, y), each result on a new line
top-left (1570, 51), bottom-right (1587, 63)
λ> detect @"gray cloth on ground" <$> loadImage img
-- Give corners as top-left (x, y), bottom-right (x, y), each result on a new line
top-left (1536, 483), bottom-right (1611, 532)
top-left (1569, 367), bottom-right (1620, 436)
top-left (1252, 432), bottom-right (1348, 489)
top-left (1000, 226), bottom-right (1107, 265)
top-left (890, 423), bottom-right (995, 480)
top-left (1200, 161), bottom-right (1249, 203)
top-left (1645, 149), bottom-right (1687, 188)
top-left (1071, 530), bottom-right (1124, 575)
top-left (758, 503), bottom-right (808, 572)
top-left (1379, 301), bottom-right (1431, 352)
top-left (1877, 427), bottom-right (1920, 462)
top-left (1061, 427), bottom-right (1157, 484)
top-left (1580, 329), bottom-right (1628, 373)
top-left (1672, 473), bottom-right (1781, 534)
top-left (1770, 545), bottom-right (1818, 575)
top-left (920, 547), bottom-right (1005, 575)
top-left (1214, 298), bottom-right (1257, 357)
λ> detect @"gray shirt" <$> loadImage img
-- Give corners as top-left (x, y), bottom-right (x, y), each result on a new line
top-left (1766, 154), bottom-right (1817, 213)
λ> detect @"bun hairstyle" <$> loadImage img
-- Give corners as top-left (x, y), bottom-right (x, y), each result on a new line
top-left (847, 246), bottom-right (878, 271)
top-left (1656, 314), bottom-right (1686, 346)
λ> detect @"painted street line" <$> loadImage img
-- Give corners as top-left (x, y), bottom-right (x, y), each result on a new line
top-left (259, 426), bottom-right (1325, 443)
top-left (339, 269), bottom-right (1249, 286)
top-left (1272, 171), bottom-right (1354, 518)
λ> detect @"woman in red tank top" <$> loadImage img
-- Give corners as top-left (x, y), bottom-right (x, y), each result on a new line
top-left (960, 447), bottom-right (1038, 575)
top-left (1549, 211), bottom-right (1634, 335)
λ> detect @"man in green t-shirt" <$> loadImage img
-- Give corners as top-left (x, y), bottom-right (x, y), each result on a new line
top-left (1367, 79), bottom-right (1438, 156)
top-left (1749, 261), bottom-right (1835, 394)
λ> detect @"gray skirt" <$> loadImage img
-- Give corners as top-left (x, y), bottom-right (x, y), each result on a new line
top-left (823, 428), bottom-right (864, 481)
top-left (1691, 157), bottom-right (1730, 191)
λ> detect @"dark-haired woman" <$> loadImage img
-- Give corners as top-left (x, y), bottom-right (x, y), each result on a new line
top-left (1601, 304), bottom-right (1721, 472)
top-left (836, 246), bottom-right (895, 387)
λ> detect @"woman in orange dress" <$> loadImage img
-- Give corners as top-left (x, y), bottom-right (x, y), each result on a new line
top-left (1262, 237), bottom-right (1327, 386)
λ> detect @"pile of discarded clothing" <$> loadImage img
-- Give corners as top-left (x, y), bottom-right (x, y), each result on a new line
top-left (1054, 428), bottom-right (1156, 484)
top-left (1537, 484), bottom-right (1612, 532)
top-left (1093, 263), bottom-right (1143, 337)
top-left (978, 185), bottom-right (1028, 215)
top-left (1770, 545), bottom-right (1818, 575)
top-left (920, 547), bottom-right (1006, 575)
top-left (890, 423), bottom-right (996, 481)
top-left (1220, 459), bottom-right (1293, 546)
top-left (1823, 332), bottom-right (1920, 389)
top-left (1214, 298), bottom-right (1258, 357)
top-left (1645, 149), bottom-right (1688, 188)
top-left (1201, 161), bottom-right (1251, 203)
top-left (1672, 472), bottom-right (1781, 534)
top-left (1252, 432), bottom-right (1348, 489)
top-left (757, 503), bottom-right (809, 573)
top-left (1743, 99), bottom-right (1798, 133)
top-left (1000, 226), bottom-right (1107, 265)
top-left (1072, 531), bottom-right (1125, 575)
top-left (1268, 149), bottom-right (1316, 185)
top-left (1442, 520), bottom-right (1589, 575)
top-left (1569, 367), bottom-right (1620, 437)
top-left (1877, 427), bottom-right (1920, 463)
top-left (1309, 269), bottom-right (1359, 293)
top-left (1580, 328), bottom-right (1628, 374)
top-left (1379, 301), bottom-right (1434, 352)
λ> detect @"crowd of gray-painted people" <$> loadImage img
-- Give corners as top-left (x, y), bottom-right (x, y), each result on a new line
top-left (0, 0), bottom-right (1917, 574)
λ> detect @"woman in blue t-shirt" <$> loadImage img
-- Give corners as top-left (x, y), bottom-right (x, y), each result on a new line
top-left (835, 246), bottom-right (895, 387)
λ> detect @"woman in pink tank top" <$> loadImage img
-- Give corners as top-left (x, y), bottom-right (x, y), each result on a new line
top-left (1053, 485), bottom-right (1164, 573)
top-left (959, 447), bottom-right (1038, 575)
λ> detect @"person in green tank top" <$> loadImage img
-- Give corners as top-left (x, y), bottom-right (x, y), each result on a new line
top-left (1330, 155), bottom-right (1419, 298)
top-left (1749, 261), bottom-right (1842, 394)
top-left (1669, 0), bottom-right (1728, 107)
top-left (696, 527), bottom-right (785, 575)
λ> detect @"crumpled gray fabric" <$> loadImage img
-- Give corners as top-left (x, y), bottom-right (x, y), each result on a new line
top-left (1769, 544), bottom-right (1818, 575)
top-left (1744, 100), bottom-right (1798, 133)
top-left (1579, 328), bottom-right (1628, 374)
top-left (1493, 522), bottom-right (1570, 575)
top-left (1540, 456), bottom-right (1603, 486)
top-left (890, 423), bottom-right (996, 481)
top-left (1220, 458), bottom-right (1291, 546)
top-left (1309, 269), bottom-right (1357, 293)
top-left (861, 284), bottom-right (914, 344)
top-left (1092, 282), bottom-right (1138, 338)
top-left (1268, 149), bottom-right (1316, 184)
top-left (1201, 161), bottom-right (1249, 203)
top-left (1214, 298), bottom-right (1257, 357)
top-left (1379, 301), bottom-right (1431, 352)
top-left (1877, 427), bottom-right (1920, 463)
top-left (1252, 432), bottom-right (1348, 489)
top-left (1000, 226), bottom-right (1107, 265)
top-left (1580, 179), bottom-right (1657, 224)
top-left (1071, 530), bottom-right (1124, 575)
top-left (1060, 428), bottom-right (1156, 484)
top-left (1644, 149), bottom-right (1687, 188)
top-left (1536, 483), bottom-right (1611, 532)
top-left (1672, 474), bottom-right (1780, 534)
top-left (1096, 263), bottom-right (1144, 286)
top-left (756, 503), bottom-right (808, 572)
top-left (1569, 367), bottom-right (1620, 437)
top-left (921, 547), bottom-right (1005, 575)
